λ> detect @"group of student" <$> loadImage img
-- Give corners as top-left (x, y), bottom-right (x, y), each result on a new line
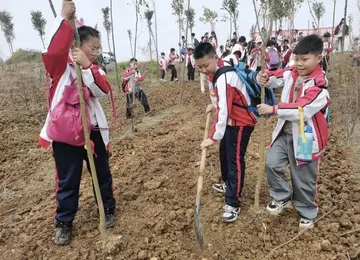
top-left (194, 33), bottom-right (330, 226)
top-left (39, 0), bottom-right (330, 246)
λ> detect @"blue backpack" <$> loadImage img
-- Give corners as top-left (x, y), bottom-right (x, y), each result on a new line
top-left (213, 61), bottom-right (276, 118)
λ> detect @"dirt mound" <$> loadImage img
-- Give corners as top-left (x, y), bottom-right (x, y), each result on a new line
top-left (0, 62), bottom-right (359, 260)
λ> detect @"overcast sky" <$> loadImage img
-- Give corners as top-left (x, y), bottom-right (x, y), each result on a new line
top-left (0, 0), bottom-right (358, 61)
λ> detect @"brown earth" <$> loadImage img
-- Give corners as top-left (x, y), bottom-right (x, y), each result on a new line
top-left (0, 60), bottom-right (359, 260)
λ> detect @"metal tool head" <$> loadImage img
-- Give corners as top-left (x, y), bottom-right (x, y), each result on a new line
top-left (194, 200), bottom-right (204, 251)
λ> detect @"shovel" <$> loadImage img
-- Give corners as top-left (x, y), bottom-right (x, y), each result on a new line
top-left (194, 112), bottom-right (212, 251)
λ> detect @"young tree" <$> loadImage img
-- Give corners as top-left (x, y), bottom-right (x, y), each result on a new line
top-left (341, 0), bottom-right (348, 51)
top-left (171, 0), bottom-right (185, 44)
top-left (30, 11), bottom-right (46, 49)
top-left (332, 0), bottom-right (337, 37)
top-left (184, 7), bottom-right (195, 34)
top-left (48, 0), bottom-right (57, 18)
top-left (144, 9), bottom-right (154, 61)
top-left (199, 7), bottom-right (218, 31)
top-left (0, 11), bottom-right (15, 54)
top-left (110, 0), bottom-right (121, 99)
top-left (221, 0), bottom-right (239, 35)
top-left (101, 7), bottom-right (112, 53)
top-left (151, 0), bottom-right (160, 78)
top-left (312, 1), bottom-right (325, 31)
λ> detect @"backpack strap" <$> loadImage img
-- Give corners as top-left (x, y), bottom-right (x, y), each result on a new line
top-left (213, 65), bottom-right (236, 85)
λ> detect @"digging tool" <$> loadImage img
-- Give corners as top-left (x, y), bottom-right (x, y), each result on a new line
top-left (70, 12), bottom-right (106, 232)
top-left (252, 0), bottom-right (276, 210)
top-left (194, 112), bottom-right (212, 251)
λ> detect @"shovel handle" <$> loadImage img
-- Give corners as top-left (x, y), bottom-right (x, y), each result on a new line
top-left (196, 112), bottom-right (212, 201)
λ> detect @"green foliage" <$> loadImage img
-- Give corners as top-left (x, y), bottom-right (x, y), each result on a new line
top-left (5, 49), bottom-right (41, 65)
top-left (184, 7), bottom-right (195, 32)
top-left (30, 11), bottom-right (46, 38)
top-left (221, 0), bottom-right (239, 19)
top-left (0, 11), bottom-right (15, 46)
top-left (312, 1), bottom-right (325, 22)
top-left (144, 9), bottom-right (154, 26)
top-left (101, 7), bottom-right (111, 34)
top-left (171, 0), bottom-right (185, 31)
top-left (199, 7), bottom-right (218, 29)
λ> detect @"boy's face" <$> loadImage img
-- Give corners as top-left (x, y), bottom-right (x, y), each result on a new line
top-left (195, 55), bottom-right (217, 76)
top-left (324, 37), bottom-right (330, 42)
top-left (131, 61), bottom-right (138, 69)
top-left (294, 53), bottom-right (322, 76)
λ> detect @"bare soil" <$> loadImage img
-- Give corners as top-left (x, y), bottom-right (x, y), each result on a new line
top-left (0, 61), bottom-right (359, 260)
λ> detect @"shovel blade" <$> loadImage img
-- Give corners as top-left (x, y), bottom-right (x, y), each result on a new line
top-left (194, 200), bottom-right (204, 250)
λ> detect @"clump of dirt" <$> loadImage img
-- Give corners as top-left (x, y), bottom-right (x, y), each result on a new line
top-left (0, 59), bottom-right (359, 260)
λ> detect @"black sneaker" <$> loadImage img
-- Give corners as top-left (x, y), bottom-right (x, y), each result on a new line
top-left (55, 221), bottom-right (72, 245)
top-left (105, 209), bottom-right (115, 228)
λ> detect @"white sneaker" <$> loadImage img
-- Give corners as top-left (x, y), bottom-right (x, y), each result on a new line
top-left (266, 198), bottom-right (292, 215)
top-left (299, 218), bottom-right (314, 229)
top-left (222, 205), bottom-right (240, 223)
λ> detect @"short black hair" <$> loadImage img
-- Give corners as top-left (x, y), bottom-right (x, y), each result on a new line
top-left (220, 45), bottom-right (224, 49)
top-left (130, 58), bottom-right (138, 63)
top-left (323, 32), bottom-right (331, 38)
top-left (191, 33), bottom-right (195, 37)
top-left (239, 36), bottom-right (246, 43)
top-left (293, 34), bottom-right (323, 55)
top-left (170, 48), bottom-right (175, 52)
top-left (161, 52), bottom-right (165, 55)
top-left (231, 39), bottom-right (237, 44)
top-left (78, 25), bottom-right (100, 44)
top-left (284, 39), bottom-right (289, 43)
top-left (194, 42), bottom-right (215, 60)
top-left (233, 50), bottom-right (242, 58)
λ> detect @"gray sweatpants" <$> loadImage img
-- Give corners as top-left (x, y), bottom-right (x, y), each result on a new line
top-left (266, 133), bottom-right (319, 220)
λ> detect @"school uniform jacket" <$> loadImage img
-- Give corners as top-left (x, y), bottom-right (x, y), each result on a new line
top-left (158, 57), bottom-right (167, 70)
top-left (123, 67), bottom-right (144, 94)
top-left (323, 42), bottom-right (334, 58)
top-left (267, 65), bottom-right (330, 164)
top-left (208, 59), bottom-right (257, 141)
top-left (39, 16), bottom-right (111, 150)
top-left (185, 54), bottom-right (195, 67)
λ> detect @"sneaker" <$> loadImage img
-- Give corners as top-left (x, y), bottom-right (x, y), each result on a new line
top-left (55, 221), bottom-right (72, 245)
top-left (212, 183), bottom-right (226, 194)
top-left (266, 198), bottom-right (292, 215)
top-left (222, 205), bottom-right (240, 223)
top-left (299, 218), bottom-right (314, 229)
top-left (175, 78), bottom-right (179, 81)
top-left (105, 209), bottom-right (115, 228)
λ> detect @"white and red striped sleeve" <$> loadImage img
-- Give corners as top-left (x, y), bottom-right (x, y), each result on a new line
top-left (209, 74), bottom-right (234, 141)
top-left (82, 64), bottom-right (110, 97)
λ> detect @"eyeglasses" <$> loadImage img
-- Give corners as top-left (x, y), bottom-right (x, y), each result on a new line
top-left (84, 45), bottom-right (102, 55)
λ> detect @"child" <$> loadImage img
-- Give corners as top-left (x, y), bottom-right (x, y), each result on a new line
top-left (167, 48), bottom-right (179, 81)
top-left (322, 32), bottom-right (333, 72)
top-left (281, 39), bottom-right (292, 68)
top-left (159, 52), bottom-right (167, 81)
top-left (123, 58), bottom-right (151, 119)
top-left (257, 34), bottom-right (330, 229)
top-left (232, 36), bottom-right (247, 62)
top-left (186, 47), bottom-right (196, 81)
top-left (266, 39), bottom-right (281, 70)
top-left (195, 42), bottom-right (256, 223)
top-left (249, 36), bottom-right (268, 72)
top-left (39, 0), bottom-right (116, 245)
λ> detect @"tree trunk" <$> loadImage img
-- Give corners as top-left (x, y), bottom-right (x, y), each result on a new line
top-left (332, 0), bottom-right (337, 37)
top-left (149, 27), bottom-right (152, 61)
top-left (233, 14), bottom-right (237, 36)
top-left (132, 0), bottom-right (139, 132)
top-left (107, 34), bottom-right (112, 53)
top-left (229, 17), bottom-right (232, 39)
top-left (48, 0), bottom-right (57, 18)
top-left (153, 0), bottom-right (160, 78)
top-left (41, 36), bottom-right (45, 49)
top-left (179, 0), bottom-right (191, 105)
top-left (128, 34), bottom-right (134, 57)
top-left (110, 0), bottom-right (121, 94)
top-left (341, 0), bottom-right (348, 51)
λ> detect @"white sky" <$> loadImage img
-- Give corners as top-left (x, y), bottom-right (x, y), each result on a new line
top-left (0, 0), bottom-right (358, 61)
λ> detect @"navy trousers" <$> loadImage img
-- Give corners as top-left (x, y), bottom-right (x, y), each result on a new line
top-left (219, 126), bottom-right (254, 208)
top-left (52, 130), bottom-right (116, 223)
